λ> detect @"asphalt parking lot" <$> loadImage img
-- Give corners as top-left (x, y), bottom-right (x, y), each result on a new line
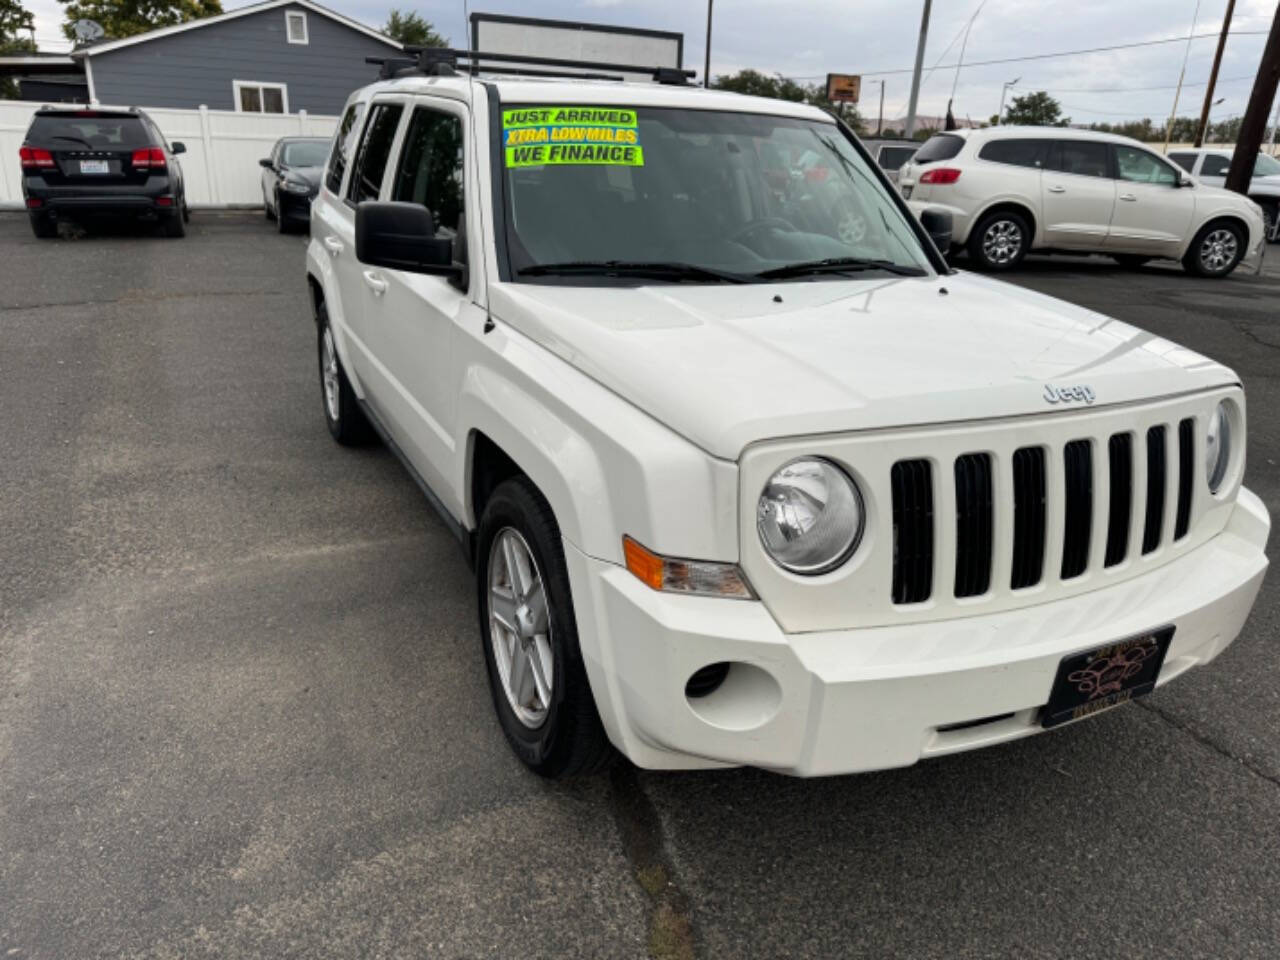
top-left (1, 211), bottom-right (1278, 959)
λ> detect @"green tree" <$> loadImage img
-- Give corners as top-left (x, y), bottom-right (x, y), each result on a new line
top-left (1000, 90), bottom-right (1069, 127)
top-left (383, 9), bottom-right (446, 47)
top-left (712, 69), bottom-right (864, 133)
top-left (59, 0), bottom-right (222, 41)
top-left (1, 0), bottom-right (36, 99)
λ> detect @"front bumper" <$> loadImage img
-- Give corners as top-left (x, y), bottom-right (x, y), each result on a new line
top-left (278, 190), bottom-right (316, 221)
top-left (567, 488), bottom-right (1269, 777)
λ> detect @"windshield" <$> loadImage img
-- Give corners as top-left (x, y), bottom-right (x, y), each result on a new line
top-left (282, 140), bottom-right (329, 167)
top-left (499, 105), bottom-right (933, 282)
top-left (1255, 152), bottom-right (1280, 176)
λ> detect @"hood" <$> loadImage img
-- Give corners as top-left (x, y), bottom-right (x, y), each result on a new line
top-left (283, 165), bottom-right (323, 188)
top-left (489, 272), bottom-right (1235, 460)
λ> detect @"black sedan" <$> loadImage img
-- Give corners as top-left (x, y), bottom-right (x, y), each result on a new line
top-left (259, 137), bottom-right (329, 232)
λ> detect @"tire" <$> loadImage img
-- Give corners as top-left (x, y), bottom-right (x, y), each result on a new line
top-left (276, 192), bottom-right (290, 234)
top-left (477, 477), bottom-right (614, 779)
top-left (1182, 220), bottom-right (1245, 278)
top-left (1261, 202), bottom-right (1277, 244)
top-left (967, 209), bottom-right (1030, 271)
top-left (1110, 254), bottom-right (1152, 268)
top-left (29, 214), bottom-right (56, 239)
top-left (163, 210), bottom-right (185, 238)
top-left (316, 300), bottom-right (374, 445)
top-left (183, 201), bottom-right (190, 224)
top-left (264, 190), bottom-right (276, 221)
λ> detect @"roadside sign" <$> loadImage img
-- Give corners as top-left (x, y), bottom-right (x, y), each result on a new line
top-left (826, 73), bottom-right (861, 103)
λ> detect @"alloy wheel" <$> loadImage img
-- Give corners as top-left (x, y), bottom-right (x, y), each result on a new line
top-left (982, 219), bottom-right (1022, 265)
top-left (1199, 228), bottom-right (1238, 274)
top-left (488, 528), bottom-right (554, 728)
top-left (321, 326), bottom-right (340, 422)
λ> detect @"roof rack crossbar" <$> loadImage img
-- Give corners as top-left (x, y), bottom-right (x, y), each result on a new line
top-left (403, 47), bottom-right (695, 85)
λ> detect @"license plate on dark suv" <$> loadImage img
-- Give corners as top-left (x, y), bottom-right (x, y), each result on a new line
top-left (79, 160), bottom-right (110, 174)
top-left (1041, 627), bottom-right (1174, 728)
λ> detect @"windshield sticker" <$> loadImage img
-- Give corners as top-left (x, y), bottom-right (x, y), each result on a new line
top-left (503, 107), bottom-right (643, 168)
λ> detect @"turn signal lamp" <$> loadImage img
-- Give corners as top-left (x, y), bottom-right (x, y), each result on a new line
top-left (623, 537), bottom-right (755, 600)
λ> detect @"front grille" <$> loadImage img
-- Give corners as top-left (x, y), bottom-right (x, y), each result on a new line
top-left (890, 459), bottom-right (934, 604)
top-left (954, 453), bottom-right (994, 597)
top-left (888, 412), bottom-right (1202, 607)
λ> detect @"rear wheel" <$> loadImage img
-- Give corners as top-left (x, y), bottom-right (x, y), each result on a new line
top-left (967, 210), bottom-right (1030, 271)
top-left (1110, 254), bottom-right (1152, 268)
top-left (29, 214), bottom-right (56, 239)
top-left (317, 300), bottom-right (374, 445)
top-left (1182, 220), bottom-right (1244, 278)
top-left (163, 209), bottom-right (185, 238)
top-left (477, 477), bottom-right (613, 779)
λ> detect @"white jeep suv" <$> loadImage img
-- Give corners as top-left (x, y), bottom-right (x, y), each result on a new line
top-left (898, 126), bottom-right (1266, 276)
top-left (306, 58), bottom-right (1269, 778)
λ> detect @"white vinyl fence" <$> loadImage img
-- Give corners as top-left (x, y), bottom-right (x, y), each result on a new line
top-left (0, 100), bottom-right (337, 209)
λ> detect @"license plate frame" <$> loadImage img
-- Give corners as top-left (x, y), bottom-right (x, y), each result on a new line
top-left (79, 159), bottom-right (110, 175)
top-left (1041, 626), bottom-right (1174, 729)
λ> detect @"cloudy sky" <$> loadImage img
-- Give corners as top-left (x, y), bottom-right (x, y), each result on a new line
top-left (26, 0), bottom-right (1279, 128)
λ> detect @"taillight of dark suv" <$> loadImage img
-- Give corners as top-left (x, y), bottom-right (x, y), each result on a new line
top-left (19, 108), bottom-right (189, 239)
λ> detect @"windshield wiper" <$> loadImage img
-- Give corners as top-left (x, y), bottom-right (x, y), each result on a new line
top-left (754, 257), bottom-right (926, 280)
top-left (50, 135), bottom-right (94, 148)
top-left (518, 260), bottom-right (749, 284)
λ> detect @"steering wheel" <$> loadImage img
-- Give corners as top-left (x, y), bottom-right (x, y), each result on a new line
top-left (729, 217), bottom-right (800, 246)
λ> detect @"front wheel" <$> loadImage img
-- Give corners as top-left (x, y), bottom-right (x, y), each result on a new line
top-left (1261, 202), bottom-right (1277, 244)
top-left (477, 477), bottom-right (613, 779)
top-left (1182, 221), bottom-right (1244, 278)
top-left (316, 301), bottom-right (374, 445)
top-left (967, 210), bottom-right (1029, 271)
top-left (275, 191), bottom-right (290, 234)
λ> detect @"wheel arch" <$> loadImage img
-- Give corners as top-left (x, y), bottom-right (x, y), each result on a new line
top-left (971, 200), bottom-right (1039, 248)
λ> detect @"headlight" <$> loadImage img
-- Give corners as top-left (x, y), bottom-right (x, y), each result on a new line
top-left (757, 457), bottom-right (864, 574)
top-left (281, 178), bottom-right (312, 194)
top-left (1205, 400), bottom-right (1231, 493)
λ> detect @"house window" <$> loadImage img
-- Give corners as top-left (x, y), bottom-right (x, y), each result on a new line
top-left (234, 81), bottom-right (288, 114)
top-left (285, 11), bottom-right (308, 44)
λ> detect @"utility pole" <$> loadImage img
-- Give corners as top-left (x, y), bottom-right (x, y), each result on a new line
top-left (1194, 0), bottom-right (1235, 147)
top-left (1163, 0), bottom-right (1203, 155)
top-left (904, 0), bottom-right (932, 140)
top-left (1226, 0), bottom-right (1280, 194)
top-left (703, 0), bottom-right (713, 88)
top-left (876, 80), bottom-right (885, 136)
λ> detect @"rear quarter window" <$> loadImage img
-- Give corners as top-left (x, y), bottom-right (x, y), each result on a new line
top-left (911, 134), bottom-right (964, 164)
top-left (977, 138), bottom-right (1048, 168)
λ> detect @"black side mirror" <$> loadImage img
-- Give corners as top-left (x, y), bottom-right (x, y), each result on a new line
top-left (919, 208), bottom-right (953, 253)
top-left (171, 141), bottom-right (186, 155)
top-left (259, 157), bottom-right (273, 169)
top-left (356, 201), bottom-right (460, 279)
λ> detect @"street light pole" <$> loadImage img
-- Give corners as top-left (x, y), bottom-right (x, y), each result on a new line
top-left (904, 0), bottom-right (932, 140)
top-left (997, 78), bottom-right (1019, 125)
top-left (703, 0), bottom-right (713, 89)
top-left (877, 79), bottom-right (885, 137)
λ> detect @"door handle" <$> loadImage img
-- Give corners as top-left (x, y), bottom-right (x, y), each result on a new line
top-left (362, 270), bottom-right (388, 296)
top-left (1047, 185), bottom-right (1066, 194)
top-left (323, 235), bottom-right (344, 256)
top-left (1119, 193), bottom-right (1137, 201)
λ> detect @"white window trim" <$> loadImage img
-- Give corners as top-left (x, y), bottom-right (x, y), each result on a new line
top-left (285, 10), bottom-right (308, 45)
top-left (232, 80), bottom-right (290, 114)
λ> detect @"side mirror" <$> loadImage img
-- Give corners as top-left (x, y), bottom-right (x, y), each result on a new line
top-left (1177, 174), bottom-right (1194, 188)
top-left (259, 157), bottom-right (273, 169)
top-left (355, 201), bottom-right (460, 279)
top-left (919, 207), bottom-right (953, 253)
top-left (171, 141), bottom-right (186, 155)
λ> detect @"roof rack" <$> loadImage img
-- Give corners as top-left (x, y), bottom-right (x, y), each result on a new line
top-left (368, 47), bottom-right (696, 85)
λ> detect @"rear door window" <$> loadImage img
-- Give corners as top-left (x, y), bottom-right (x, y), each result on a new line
top-left (977, 138), bottom-right (1048, 168)
top-left (911, 133), bottom-right (964, 164)
top-left (347, 102), bottom-right (404, 205)
top-left (1049, 140), bottom-right (1110, 178)
top-left (324, 102), bottom-right (365, 195)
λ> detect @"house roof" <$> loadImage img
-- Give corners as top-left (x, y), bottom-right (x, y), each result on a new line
top-left (71, 0), bottom-right (402, 57)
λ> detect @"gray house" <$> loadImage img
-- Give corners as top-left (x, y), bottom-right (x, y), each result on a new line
top-left (72, 0), bottom-right (402, 115)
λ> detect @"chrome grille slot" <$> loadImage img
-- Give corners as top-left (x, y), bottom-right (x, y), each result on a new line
top-left (1175, 417), bottom-right (1194, 540)
top-left (1010, 446), bottom-right (1046, 589)
top-left (953, 453), bottom-right (994, 597)
top-left (890, 459), bottom-right (934, 604)
top-left (1104, 433), bottom-right (1133, 567)
top-left (1143, 425), bottom-right (1166, 554)
top-left (1060, 440), bottom-right (1093, 579)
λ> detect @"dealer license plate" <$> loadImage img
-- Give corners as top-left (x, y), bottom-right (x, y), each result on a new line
top-left (79, 160), bottom-right (110, 174)
top-left (1041, 627), bottom-right (1174, 729)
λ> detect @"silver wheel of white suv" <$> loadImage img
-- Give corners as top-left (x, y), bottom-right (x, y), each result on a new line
top-left (488, 527), bottom-right (554, 728)
top-left (1183, 221), bottom-right (1245, 278)
top-left (968, 210), bottom-right (1030, 271)
top-left (982, 220), bottom-right (1022, 265)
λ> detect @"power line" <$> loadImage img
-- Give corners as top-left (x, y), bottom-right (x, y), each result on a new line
top-left (1040, 74), bottom-right (1254, 94)
top-left (784, 29), bottom-right (1269, 80)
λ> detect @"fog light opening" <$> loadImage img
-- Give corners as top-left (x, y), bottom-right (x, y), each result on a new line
top-left (684, 662), bottom-right (730, 699)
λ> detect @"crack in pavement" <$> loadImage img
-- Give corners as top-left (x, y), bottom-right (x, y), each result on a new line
top-left (1136, 698), bottom-right (1280, 789)
top-left (0, 289), bottom-right (289, 313)
top-left (608, 764), bottom-right (698, 960)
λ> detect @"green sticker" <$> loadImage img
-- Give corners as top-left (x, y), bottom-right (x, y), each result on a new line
top-left (502, 106), bottom-right (643, 167)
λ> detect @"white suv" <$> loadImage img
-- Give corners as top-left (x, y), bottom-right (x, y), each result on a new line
top-left (898, 126), bottom-right (1266, 276)
top-left (306, 58), bottom-right (1269, 778)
